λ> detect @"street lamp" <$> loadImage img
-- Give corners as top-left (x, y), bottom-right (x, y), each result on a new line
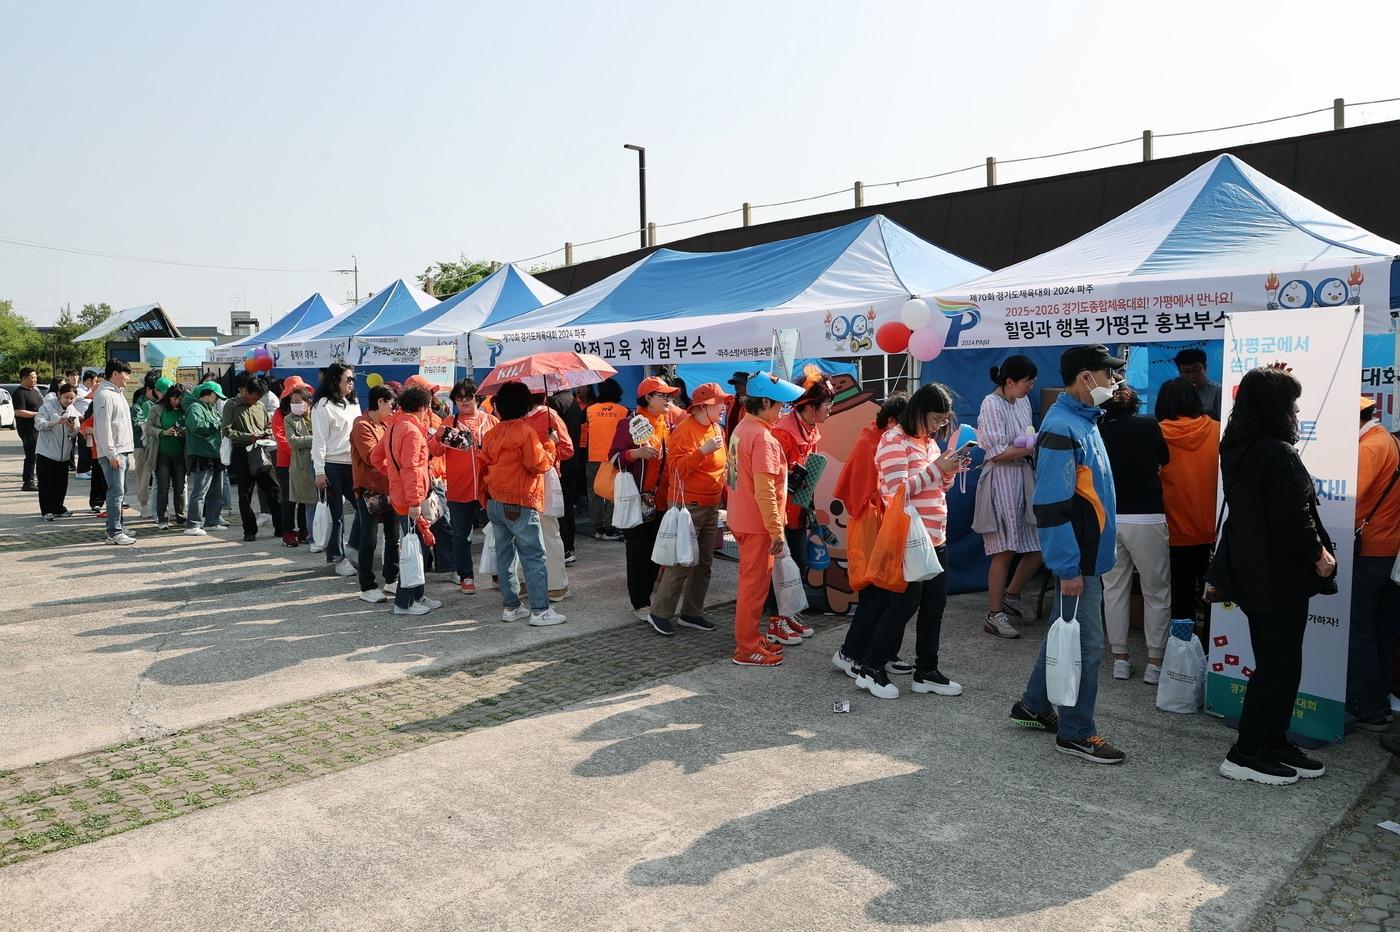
top-left (623, 144), bottom-right (647, 249)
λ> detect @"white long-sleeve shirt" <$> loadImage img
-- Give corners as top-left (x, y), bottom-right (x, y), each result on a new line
top-left (311, 396), bottom-right (356, 475)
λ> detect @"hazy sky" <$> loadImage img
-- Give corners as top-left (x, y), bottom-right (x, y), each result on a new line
top-left (4, 1), bottom-right (1398, 328)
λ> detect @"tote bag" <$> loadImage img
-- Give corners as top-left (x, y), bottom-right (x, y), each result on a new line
top-left (613, 468), bottom-right (643, 529)
top-left (1045, 596), bottom-right (1082, 707)
top-left (1156, 622), bottom-right (1207, 713)
top-left (478, 523), bottom-right (498, 577)
top-left (310, 496), bottom-right (331, 553)
top-left (902, 493), bottom-right (943, 582)
top-left (543, 468), bottom-right (566, 518)
top-left (772, 548), bottom-right (808, 617)
top-left (399, 530), bottom-right (426, 588)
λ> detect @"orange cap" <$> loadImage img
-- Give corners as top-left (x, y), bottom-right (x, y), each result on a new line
top-left (688, 382), bottom-right (733, 408)
top-left (637, 376), bottom-right (681, 397)
top-left (406, 374), bottom-right (442, 395)
top-left (1361, 396), bottom-right (1378, 412)
top-left (279, 375), bottom-right (308, 400)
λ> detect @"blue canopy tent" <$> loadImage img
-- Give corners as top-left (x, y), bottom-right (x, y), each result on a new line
top-left (205, 293), bottom-right (344, 366)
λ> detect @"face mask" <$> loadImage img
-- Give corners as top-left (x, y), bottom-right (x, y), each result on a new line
top-left (290, 402), bottom-right (308, 416)
top-left (1087, 375), bottom-right (1114, 407)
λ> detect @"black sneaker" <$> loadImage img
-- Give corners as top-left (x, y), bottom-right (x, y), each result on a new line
top-left (242, 534), bottom-right (257, 542)
top-left (1055, 735), bottom-right (1126, 765)
top-left (21, 483), bottom-right (38, 492)
top-left (1219, 745), bottom-right (1298, 785)
top-left (911, 669), bottom-right (963, 696)
top-left (884, 657), bottom-right (915, 676)
top-left (1355, 714), bottom-right (1391, 733)
top-left (1267, 743), bottom-right (1325, 779)
top-left (676, 614), bottom-right (716, 632)
top-left (648, 614), bottom-right (675, 637)
top-left (563, 550), bottom-right (577, 566)
top-left (1009, 699), bottom-right (1058, 733)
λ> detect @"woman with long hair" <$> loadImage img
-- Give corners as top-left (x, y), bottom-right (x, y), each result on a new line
top-left (1209, 366), bottom-right (1336, 785)
top-left (312, 362), bottom-right (359, 575)
top-left (1155, 378), bottom-right (1220, 628)
top-left (976, 354), bottom-right (1041, 639)
top-left (438, 378), bottom-right (497, 594)
top-left (34, 383), bottom-right (79, 520)
top-left (370, 386), bottom-right (442, 616)
top-left (854, 382), bottom-right (969, 700)
top-left (148, 383), bottom-right (187, 529)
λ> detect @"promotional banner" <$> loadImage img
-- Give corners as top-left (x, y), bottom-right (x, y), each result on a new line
top-left (160, 356), bottom-right (180, 381)
top-left (1205, 305), bottom-right (1363, 743)
top-left (418, 344), bottom-right (455, 392)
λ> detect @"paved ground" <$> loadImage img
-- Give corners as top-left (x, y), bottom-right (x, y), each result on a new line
top-left (1, 432), bottom-right (1397, 930)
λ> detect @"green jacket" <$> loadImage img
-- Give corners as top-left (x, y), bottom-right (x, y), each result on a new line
top-left (221, 397), bottom-right (269, 445)
top-left (131, 395), bottom-right (154, 441)
top-left (183, 398), bottom-right (222, 460)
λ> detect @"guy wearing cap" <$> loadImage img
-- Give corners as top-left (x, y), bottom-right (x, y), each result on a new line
top-left (649, 382), bottom-right (732, 636)
top-left (609, 375), bottom-right (679, 631)
top-left (727, 371), bottom-right (803, 666)
top-left (183, 381), bottom-right (227, 535)
top-left (1348, 396), bottom-right (1400, 732)
top-left (1010, 344), bottom-right (1126, 764)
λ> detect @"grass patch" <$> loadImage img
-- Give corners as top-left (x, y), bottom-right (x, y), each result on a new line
top-left (152, 799), bottom-right (175, 814)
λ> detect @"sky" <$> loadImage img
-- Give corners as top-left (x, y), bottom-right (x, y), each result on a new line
top-left (3, 0), bottom-right (1398, 330)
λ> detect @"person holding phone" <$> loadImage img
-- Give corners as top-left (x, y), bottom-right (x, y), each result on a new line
top-left (148, 382), bottom-right (188, 529)
top-left (34, 382), bottom-right (79, 519)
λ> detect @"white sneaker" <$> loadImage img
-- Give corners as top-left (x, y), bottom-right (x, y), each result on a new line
top-left (855, 667), bottom-right (899, 700)
top-left (1113, 659), bottom-right (1134, 680)
top-left (393, 602), bottom-right (431, 616)
top-left (831, 650), bottom-right (857, 679)
top-left (911, 670), bottom-right (964, 696)
top-left (106, 533), bottom-right (136, 546)
top-left (256, 513), bottom-right (272, 526)
top-left (183, 527), bottom-right (207, 537)
top-left (157, 520), bottom-right (170, 530)
top-left (416, 596), bottom-right (443, 611)
top-left (450, 574), bottom-right (463, 585)
top-left (502, 605), bottom-right (531, 622)
top-left (633, 606), bottom-right (653, 623)
top-left (1143, 663), bottom-right (1162, 685)
top-left (42, 513), bottom-right (55, 522)
top-left (983, 612), bottom-right (1020, 639)
top-left (335, 558), bottom-right (356, 577)
top-left (358, 589), bottom-right (388, 604)
top-left (382, 580), bottom-right (398, 594)
top-left (1390, 693), bottom-right (1400, 714)
top-left (529, 608), bottom-right (567, 626)
top-left (308, 542), bottom-right (325, 554)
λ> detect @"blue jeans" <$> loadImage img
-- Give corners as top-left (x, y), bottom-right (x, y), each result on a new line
top-left (394, 515), bottom-right (424, 609)
top-left (186, 459), bottom-right (223, 529)
top-left (323, 462), bottom-right (354, 563)
top-left (99, 453), bottom-right (128, 535)
top-left (448, 500), bottom-right (481, 580)
top-left (1022, 575), bottom-right (1105, 742)
top-left (488, 499), bottom-right (549, 612)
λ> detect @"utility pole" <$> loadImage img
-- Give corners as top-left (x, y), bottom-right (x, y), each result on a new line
top-left (334, 255), bottom-right (359, 304)
top-left (623, 144), bottom-right (647, 249)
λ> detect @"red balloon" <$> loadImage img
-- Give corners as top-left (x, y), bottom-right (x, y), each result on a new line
top-left (257, 355), bottom-right (274, 372)
top-left (243, 357), bottom-right (259, 372)
top-left (875, 321), bottom-right (912, 354)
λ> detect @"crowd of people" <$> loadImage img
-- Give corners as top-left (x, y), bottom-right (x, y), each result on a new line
top-left (9, 341), bottom-right (1399, 782)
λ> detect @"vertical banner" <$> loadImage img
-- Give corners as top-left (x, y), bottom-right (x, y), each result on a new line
top-left (1205, 305), bottom-right (1363, 743)
top-left (161, 356), bottom-right (181, 381)
top-left (418, 345), bottom-right (455, 393)
top-left (773, 328), bottom-right (800, 382)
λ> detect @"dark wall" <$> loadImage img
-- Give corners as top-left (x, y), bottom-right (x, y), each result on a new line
top-left (538, 120), bottom-right (1400, 295)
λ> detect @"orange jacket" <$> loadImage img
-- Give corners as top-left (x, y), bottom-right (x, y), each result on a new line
top-left (371, 412), bottom-right (430, 516)
top-left (585, 402), bottom-right (629, 463)
top-left (524, 406), bottom-right (574, 466)
top-left (350, 415), bottom-right (390, 495)
top-left (432, 410), bottom-right (497, 504)
top-left (1159, 415), bottom-right (1220, 546)
top-left (666, 413), bottom-right (726, 506)
top-left (774, 410), bottom-right (820, 527)
top-left (479, 419), bottom-right (556, 512)
top-left (832, 421), bottom-right (884, 520)
top-left (1356, 424), bottom-right (1400, 557)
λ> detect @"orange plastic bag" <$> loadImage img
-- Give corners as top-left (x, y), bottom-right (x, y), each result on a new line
top-left (866, 486), bottom-right (910, 594)
top-left (845, 506), bottom-right (881, 591)
top-left (593, 460), bottom-right (618, 501)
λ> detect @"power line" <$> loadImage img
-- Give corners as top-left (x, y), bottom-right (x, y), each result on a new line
top-left (0, 234), bottom-right (335, 273)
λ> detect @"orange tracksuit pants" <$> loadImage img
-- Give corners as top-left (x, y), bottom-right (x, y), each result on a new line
top-left (735, 532), bottom-right (776, 653)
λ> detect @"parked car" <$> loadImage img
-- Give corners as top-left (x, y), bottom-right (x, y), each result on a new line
top-left (0, 388), bottom-right (14, 429)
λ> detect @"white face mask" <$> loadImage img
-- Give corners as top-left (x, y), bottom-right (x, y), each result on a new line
top-left (1087, 374), bottom-right (1115, 407)
top-left (290, 401), bottom-right (308, 416)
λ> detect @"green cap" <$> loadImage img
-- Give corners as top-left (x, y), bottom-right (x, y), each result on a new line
top-left (154, 377), bottom-right (174, 394)
top-left (194, 380), bottom-right (226, 400)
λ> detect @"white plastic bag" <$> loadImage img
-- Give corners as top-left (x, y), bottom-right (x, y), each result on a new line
top-left (613, 469), bottom-right (643, 529)
top-left (479, 523), bottom-right (497, 577)
top-left (673, 507), bottom-right (699, 567)
top-left (399, 530), bottom-right (425, 589)
top-left (652, 506), bottom-right (682, 566)
top-left (310, 499), bottom-right (331, 554)
top-left (902, 498), bottom-right (943, 582)
top-left (543, 468), bottom-right (566, 518)
top-left (1044, 596), bottom-right (1082, 707)
top-left (1156, 634), bottom-right (1207, 713)
top-left (772, 548), bottom-right (808, 617)
top-left (1391, 550), bottom-right (1400, 585)
top-left (219, 436), bottom-right (232, 467)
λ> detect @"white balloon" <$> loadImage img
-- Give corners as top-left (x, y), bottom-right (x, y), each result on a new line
top-left (900, 298), bottom-right (932, 330)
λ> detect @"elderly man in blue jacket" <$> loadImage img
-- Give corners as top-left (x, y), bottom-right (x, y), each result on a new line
top-left (1010, 344), bottom-right (1126, 765)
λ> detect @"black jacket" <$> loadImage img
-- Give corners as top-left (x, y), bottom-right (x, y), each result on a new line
top-left (1099, 411), bottom-right (1169, 515)
top-left (1208, 436), bottom-right (1331, 616)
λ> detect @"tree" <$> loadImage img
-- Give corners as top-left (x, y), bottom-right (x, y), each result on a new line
top-left (0, 300), bottom-right (43, 381)
top-left (44, 303), bottom-right (110, 375)
top-left (417, 256), bottom-right (493, 298)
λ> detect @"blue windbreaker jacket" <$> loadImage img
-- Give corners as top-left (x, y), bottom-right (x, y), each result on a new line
top-left (1033, 393), bottom-right (1118, 579)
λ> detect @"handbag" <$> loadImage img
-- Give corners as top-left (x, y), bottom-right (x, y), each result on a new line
top-left (788, 453), bottom-right (828, 509)
top-left (360, 490), bottom-right (393, 517)
top-left (593, 460), bottom-right (618, 501)
top-left (1045, 595), bottom-right (1082, 708)
top-left (245, 439), bottom-right (276, 477)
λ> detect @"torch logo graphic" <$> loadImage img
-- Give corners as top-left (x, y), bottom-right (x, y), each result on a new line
top-left (1264, 271), bottom-right (1280, 310)
top-left (1348, 265), bottom-right (1364, 305)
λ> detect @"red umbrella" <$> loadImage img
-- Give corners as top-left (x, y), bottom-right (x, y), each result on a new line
top-left (477, 351), bottom-right (618, 396)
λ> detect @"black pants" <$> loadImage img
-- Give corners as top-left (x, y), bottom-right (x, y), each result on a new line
top-left (274, 467), bottom-right (309, 536)
top-left (356, 498), bottom-right (401, 592)
top-left (1347, 550), bottom-right (1400, 721)
top-left (840, 584), bottom-right (894, 661)
top-left (155, 452), bottom-right (187, 522)
top-left (77, 442), bottom-right (92, 474)
top-left (237, 469), bottom-right (284, 537)
top-left (623, 518), bottom-right (662, 610)
top-left (764, 524), bottom-right (808, 615)
top-left (559, 460), bottom-right (579, 551)
top-left (89, 457), bottom-right (107, 510)
top-left (37, 454), bottom-right (70, 515)
top-left (863, 545), bottom-right (950, 674)
top-left (19, 429), bottom-right (37, 485)
top-left (1169, 544), bottom-right (1211, 618)
top-left (1235, 594), bottom-right (1309, 756)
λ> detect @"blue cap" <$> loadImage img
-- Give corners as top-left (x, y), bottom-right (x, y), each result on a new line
top-left (745, 371), bottom-right (804, 402)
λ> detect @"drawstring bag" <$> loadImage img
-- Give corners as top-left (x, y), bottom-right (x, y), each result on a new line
top-left (479, 523), bottom-right (497, 577)
top-left (652, 505), bottom-right (682, 566)
top-left (1156, 619), bottom-right (1207, 713)
top-left (902, 489), bottom-right (943, 582)
top-left (613, 464), bottom-right (643, 529)
top-left (310, 494), bottom-right (331, 553)
top-left (867, 486), bottom-right (911, 593)
top-left (845, 507), bottom-right (881, 591)
top-left (1045, 595), bottom-right (1082, 707)
top-left (544, 468), bottom-right (566, 518)
top-left (772, 545), bottom-right (808, 617)
top-left (399, 528), bottom-right (426, 589)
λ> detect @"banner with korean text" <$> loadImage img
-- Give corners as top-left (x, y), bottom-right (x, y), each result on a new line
top-left (1205, 305), bottom-right (1363, 743)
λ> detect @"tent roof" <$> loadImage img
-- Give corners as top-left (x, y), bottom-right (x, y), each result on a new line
top-left (277, 280), bottom-right (438, 344)
top-left (359, 265), bottom-right (562, 338)
top-left (222, 293), bottom-right (344, 350)
top-left (950, 154), bottom-right (1400, 293)
top-left (488, 215), bottom-right (987, 333)
top-left (74, 303), bottom-right (179, 342)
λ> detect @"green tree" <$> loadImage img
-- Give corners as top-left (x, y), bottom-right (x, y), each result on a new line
top-left (0, 300), bottom-right (43, 381)
top-left (417, 256), bottom-right (493, 298)
top-left (44, 303), bottom-right (110, 375)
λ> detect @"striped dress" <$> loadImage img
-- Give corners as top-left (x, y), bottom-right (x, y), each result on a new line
top-left (875, 427), bottom-right (955, 546)
top-left (977, 391), bottom-right (1040, 556)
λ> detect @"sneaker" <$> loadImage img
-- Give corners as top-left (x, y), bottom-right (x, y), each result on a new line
top-left (383, 580), bottom-right (397, 594)
top-left (76, 472), bottom-right (92, 480)
top-left (911, 669), bottom-right (964, 696)
top-left (54, 509), bottom-right (74, 519)
top-left (209, 522), bottom-right (231, 530)
top-left (592, 531), bottom-right (610, 541)
top-left (765, 616), bottom-right (802, 646)
top-left (984, 612), bottom-right (1020, 639)
top-left (633, 606), bottom-right (654, 624)
top-left (733, 648), bottom-right (783, 667)
top-left (459, 578), bottom-right (477, 595)
top-left (358, 589), bottom-right (388, 604)
top-left (647, 613), bottom-right (675, 636)
top-left (855, 665), bottom-right (899, 700)
top-left (393, 602), bottom-right (431, 616)
top-left (282, 532), bottom-right (299, 548)
top-left (1113, 659), bottom-right (1133, 680)
top-left (1143, 663), bottom-right (1162, 686)
top-left (885, 657), bottom-right (915, 676)
top-left (334, 558), bottom-right (356, 577)
top-left (548, 588), bottom-right (570, 603)
top-left (308, 541), bottom-right (325, 554)
top-left (759, 640), bottom-right (784, 656)
top-left (1219, 745), bottom-right (1298, 785)
top-left (22, 483), bottom-right (38, 492)
top-left (42, 513), bottom-right (55, 522)
top-left (1055, 735), bottom-right (1126, 765)
top-left (1001, 592), bottom-right (1025, 618)
top-left (529, 608), bottom-right (567, 626)
top-left (183, 526), bottom-right (208, 537)
top-left (173, 514), bottom-right (186, 526)
top-left (106, 532), bottom-right (136, 546)
top-left (1355, 714), bottom-right (1391, 733)
top-left (1009, 699), bottom-right (1058, 733)
top-left (676, 614), bottom-right (716, 632)
top-left (97, 510), bottom-right (108, 519)
top-left (831, 650), bottom-right (858, 678)
top-left (415, 596), bottom-right (443, 610)
top-left (502, 605), bottom-right (531, 622)
top-left (242, 534), bottom-right (257, 542)
top-left (601, 528), bottom-right (625, 542)
top-left (563, 550), bottom-right (577, 566)
top-left (1268, 743), bottom-right (1325, 779)
top-left (297, 529), bottom-right (310, 543)
top-left (784, 616), bottom-right (813, 638)
top-left (256, 513), bottom-right (272, 526)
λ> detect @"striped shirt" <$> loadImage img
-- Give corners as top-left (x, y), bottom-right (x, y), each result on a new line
top-left (876, 426), bottom-right (955, 545)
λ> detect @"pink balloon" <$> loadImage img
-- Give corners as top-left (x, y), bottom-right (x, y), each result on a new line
top-left (907, 326), bottom-right (944, 362)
